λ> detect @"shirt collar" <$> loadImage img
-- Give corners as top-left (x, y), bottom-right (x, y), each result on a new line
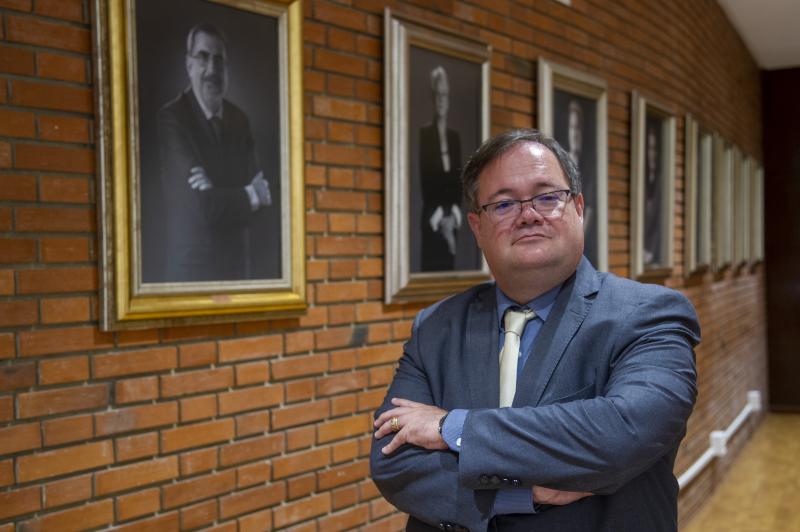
top-left (495, 282), bottom-right (562, 329)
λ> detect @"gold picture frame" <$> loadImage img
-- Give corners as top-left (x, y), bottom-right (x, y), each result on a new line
top-left (93, 0), bottom-right (305, 330)
top-left (383, 8), bottom-right (492, 304)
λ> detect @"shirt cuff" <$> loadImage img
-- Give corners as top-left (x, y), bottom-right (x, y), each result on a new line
top-left (493, 488), bottom-right (536, 515)
top-left (441, 408), bottom-right (467, 452)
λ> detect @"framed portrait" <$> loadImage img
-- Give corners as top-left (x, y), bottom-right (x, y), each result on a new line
top-left (93, 0), bottom-right (305, 330)
top-left (630, 91), bottom-right (676, 279)
top-left (750, 163), bottom-right (764, 262)
top-left (537, 59), bottom-right (608, 271)
top-left (383, 9), bottom-right (491, 304)
top-left (713, 138), bottom-right (733, 270)
top-left (732, 149), bottom-right (750, 267)
top-left (683, 116), bottom-right (713, 274)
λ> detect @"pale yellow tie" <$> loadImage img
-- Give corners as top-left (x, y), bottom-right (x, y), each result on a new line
top-left (499, 308), bottom-right (535, 407)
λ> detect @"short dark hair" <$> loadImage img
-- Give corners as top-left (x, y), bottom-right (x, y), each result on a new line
top-left (460, 128), bottom-right (581, 212)
top-left (186, 23), bottom-right (228, 55)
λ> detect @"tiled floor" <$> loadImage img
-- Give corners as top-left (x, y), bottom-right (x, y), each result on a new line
top-left (683, 413), bottom-right (800, 532)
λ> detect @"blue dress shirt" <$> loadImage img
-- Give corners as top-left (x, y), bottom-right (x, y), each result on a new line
top-left (441, 282), bottom-right (562, 514)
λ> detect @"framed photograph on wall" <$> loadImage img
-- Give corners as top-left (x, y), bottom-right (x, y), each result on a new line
top-left (384, 9), bottom-right (491, 304)
top-left (732, 149), bottom-right (750, 267)
top-left (630, 91), bottom-right (676, 279)
top-left (751, 163), bottom-right (764, 262)
top-left (713, 138), bottom-right (733, 270)
top-left (683, 115), bottom-right (713, 274)
top-left (537, 59), bottom-right (608, 271)
top-left (93, 0), bottom-right (306, 330)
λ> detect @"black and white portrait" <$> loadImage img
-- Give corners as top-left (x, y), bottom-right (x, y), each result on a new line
top-left (408, 46), bottom-right (483, 274)
top-left (553, 91), bottom-right (599, 267)
top-left (643, 114), bottom-right (664, 267)
top-left (136, 0), bottom-right (282, 284)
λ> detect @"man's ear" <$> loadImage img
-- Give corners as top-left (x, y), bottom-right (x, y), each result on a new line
top-left (574, 193), bottom-right (585, 223)
top-left (467, 211), bottom-right (482, 249)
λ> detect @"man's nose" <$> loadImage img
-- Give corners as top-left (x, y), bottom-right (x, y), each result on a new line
top-left (518, 201), bottom-right (543, 224)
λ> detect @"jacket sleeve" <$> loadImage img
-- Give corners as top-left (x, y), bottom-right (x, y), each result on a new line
top-left (457, 288), bottom-right (699, 495)
top-left (370, 313), bottom-right (494, 531)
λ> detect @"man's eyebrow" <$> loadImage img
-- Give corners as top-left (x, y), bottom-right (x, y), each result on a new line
top-left (485, 181), bottom-right (565, 202)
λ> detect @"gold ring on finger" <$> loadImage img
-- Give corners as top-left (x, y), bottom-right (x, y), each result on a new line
top-left (391, 416), bottom-right (400, 432)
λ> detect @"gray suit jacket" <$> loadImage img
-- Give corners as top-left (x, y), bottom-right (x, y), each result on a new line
top-left (370, 258), bottom-right (699, 532)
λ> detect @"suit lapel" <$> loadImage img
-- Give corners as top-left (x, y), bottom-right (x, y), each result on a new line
top-left (464, 285), bottom-right (500, 408)
top-left (513, 258), bottom-right (601, 407)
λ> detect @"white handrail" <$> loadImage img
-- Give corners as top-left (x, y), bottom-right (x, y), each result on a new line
top-left (677, 390), bottom-right (762, 490)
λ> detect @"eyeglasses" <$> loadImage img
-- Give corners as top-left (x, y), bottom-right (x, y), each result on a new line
top-left (188, 51), bottom-right (227, 68)
top-left (479, 189), bottom-right (574, 224)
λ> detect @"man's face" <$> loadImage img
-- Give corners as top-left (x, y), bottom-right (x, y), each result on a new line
top-left (467, 142), bottom-right (585, 282)
top-left (186, 31), bottom-right (228, 112)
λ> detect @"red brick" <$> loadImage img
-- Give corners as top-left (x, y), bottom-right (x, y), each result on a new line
top-left (234, 360), bottom-right (269, 385)
top-left (0, 173), bottom-right (36, 200)
top-left (236, 461), bottom-right (270, 488)
top-left (235, 411), bottom-right (270, 437)
top-left (315, 327), bottom-right (354, 350)
top-left (0, 272), bottom-right (13, 297)
top-left (273, 447), bottom-right (331, 480)
top-left (317, 460), bottom-right (370, 490)
top-left (18, 383), bottom-right (107, 418)
top-left (115, 432), bottom-right (158, 462)
top-left (114, 512), bottom-right (180, 532)
top-left (17, 440), bottom-right (113, 482)
top-left (0, 396), bottom-right (12, 421)
top-left (43, 474), bottom-right (91, 508)
top-left (93, 346), bottom-right (177, 378)
top-left (317, 281), bottom-right (368, 303)
top-left (314, 1), bottom-right (367, 31)
top-left (179, 447), bottom-right (217, 476)
top-left (19, 325), bottom-right (112, 357)
top-left (0, 486), bottom-right (40, 520)
top-left (40, 296), bottom-right (91, 323)
top-left (161, 418), bottom-right (234, 453)
top-left (220, 483), bottom-right (286, 520)
top-left (0, 459), bottom-right (12, 487)
top-left (95, 402), bottom-right (178, 436)
top-left (285, 330), bottom-right (314, 354)
top-left (272, 399), bottom-right (329, 430)
top-left (179, 341), bottom-right (217, 367)
top-left (37, 51), bottom-right (86, 82)
top-left (218, 334), bottom-right (283, 362)
top-left (161, 366), bottom-right (233, 397)
top-left (14, 143), bottom-right (94, 173)
top-left (219, 434), bottom-right (283, 467)
top-left (271, 353), bottom-right (329, 380)
top-left (162, 470), bottom-right (236, 509)
top-left (0, 238), bottom-right (36, 264)
top-left (238, 509), bottom-right (273, 531)
top-left (218, 384), bottom-right (283, 416)
top-left (0, 44), bottom-right (33, 76)
top-left (0, 361), bottom-right (35, 391)
top-left (116, 329), bottom-right (160, 347)
top-left (95, 456), bottom-right (179, 496)
top-left (0, 142), bottom-right (10, 168)
top-left (117, 488), bottom-right (160, 522)
top-left (286, 426), bottom-right (316, 452)
top-left (317, 370), bottom-right (368, 397)
top-left (314, 96), bottom-right (367, 121)
top-left (42, 414), bottom-right (93, 446)
top-left (179, 394), bottom-right (216, 422)
top-left (115, 376), bottom-right (159, 404)
top-left (15, 207), bottom-right (92, 234)
top-left (288, 473), bottom-right (316, 500)
top-left (181, 500), bottom-right (217, 530)
top-left (273, 492), bottom-right (332, 529)
top-left (315, 189), bottom-right (366, 211)
top-left (0, 108), bottom-right (35, 136)
top-left (0, 422), bottom-right (40, 454)
top-left (20, 499), bottom-right (113, 531)
top-left (6, 15), bottom-right (90, 53)
top-left (286, 378), bottom-right (315, 404)
top-left (17, 266), bottom-right (96, 294)
top-left (162, 322), bottom-right (234, 341)
top-left (40, 175), bottom-right (90, 203)
top-left (316, 236), bottom-right (370, 256)
top-left (0, 0), bottom-right (31, 12)
top-left (34, 0), bottom-right (84, 22)
top-left (38, 355), bottom-right (88, 384)
top-left (38, 114), bottom-right (90, 142)
top-left (357, 343), bottom-right (404, 367)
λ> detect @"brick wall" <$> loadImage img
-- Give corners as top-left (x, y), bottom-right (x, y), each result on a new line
top-left (0, 0), bottom-right (765, 530)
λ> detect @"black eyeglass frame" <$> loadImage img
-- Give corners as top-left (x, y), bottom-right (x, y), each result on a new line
top-left (477, 189), bottom-right (576, 219)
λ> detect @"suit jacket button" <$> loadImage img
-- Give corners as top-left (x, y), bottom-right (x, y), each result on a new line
top-left (479, 475), bottom-right (489, 485)
top-left (512, 479), bottom-right (520, 486)
top-left (490, 475), bottom-right (500, 485)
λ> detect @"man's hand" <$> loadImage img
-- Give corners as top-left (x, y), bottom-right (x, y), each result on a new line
top-left (250, 171), bottom-right (271, 207)
top-left (188, 166), bottom-right (213, 191)
top-left (373, 398), bottom-right (448, 455)
top-left (532, 485), bottom-right (593, 506)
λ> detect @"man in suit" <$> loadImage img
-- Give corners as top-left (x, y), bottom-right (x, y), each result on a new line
top-left (418, 66), bottom-right (463, 272)
top-left (157, 23), bottom-right (272, 282)
top-left (371, 129), bottom-right (699, 531)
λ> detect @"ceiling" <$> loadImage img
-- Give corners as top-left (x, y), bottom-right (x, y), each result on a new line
top-left (718, 0), bottom-right (800, 70)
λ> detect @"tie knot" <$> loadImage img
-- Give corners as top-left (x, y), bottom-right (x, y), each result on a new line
top-left (503, 307), bottom-right (535, 337)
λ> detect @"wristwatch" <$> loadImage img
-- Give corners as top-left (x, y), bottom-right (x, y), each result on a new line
top-left (438, 412), bottom-right (449, 435)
